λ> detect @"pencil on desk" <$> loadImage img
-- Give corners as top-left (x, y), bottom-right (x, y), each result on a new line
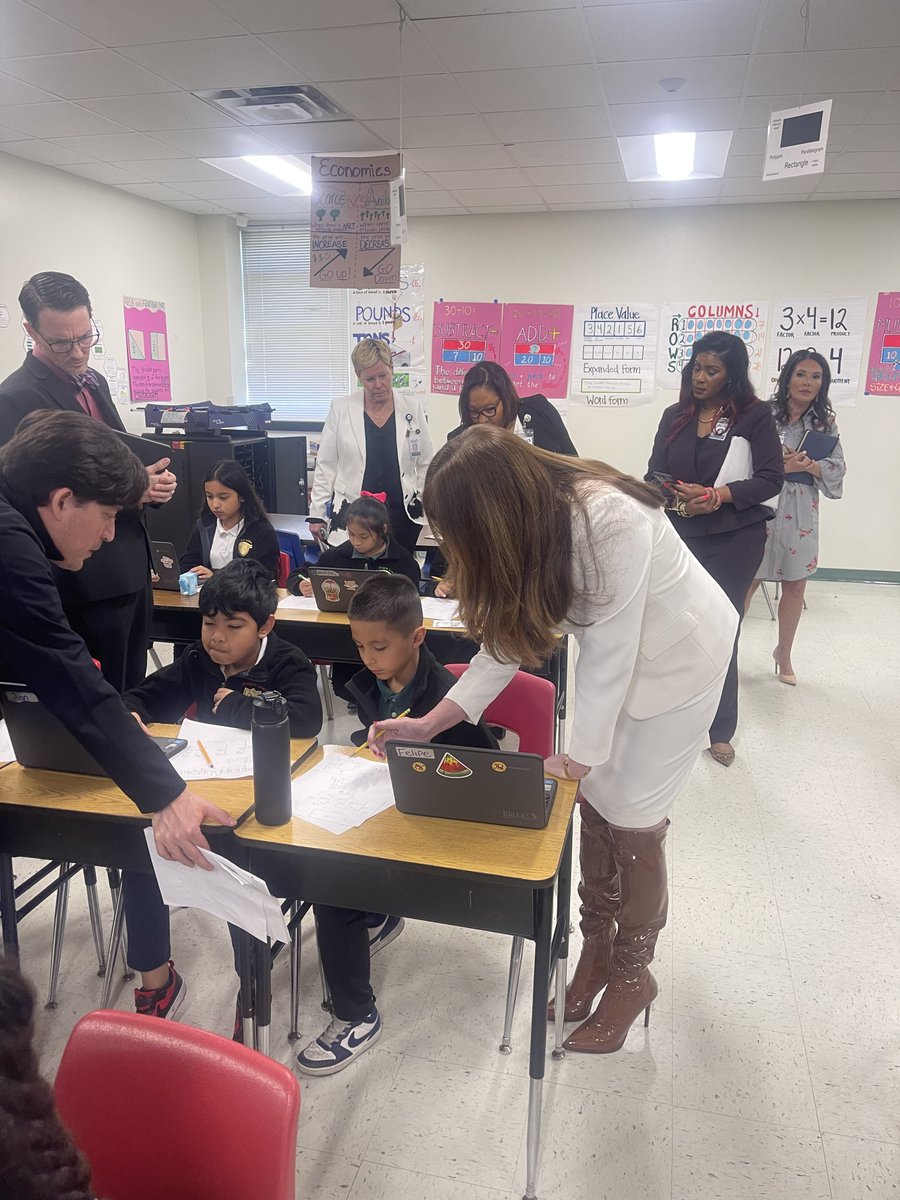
top-left (373, 707), bottom-right (411, 741)
top-left (197, 739), bottom-right (214, 768)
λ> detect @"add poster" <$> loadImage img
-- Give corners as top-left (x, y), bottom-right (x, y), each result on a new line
top-left (310, 153), bottom-right (402, 289)
top-left (569, 302), bottom-right (659, 408)
top-left (499, 302), bottom-right (573, 399)
top-left (430, 301), bottom-right (501, 395)
top-left (123, 296), bottom-right (170, 404)
top-left (764, 296), bottom-right (867, 405)
top-left (865, 292), bottom-right (900, 397)
top-left (658, 301), bottom-right (769, 392)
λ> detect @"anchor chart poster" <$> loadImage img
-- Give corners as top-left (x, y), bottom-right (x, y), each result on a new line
top-left (430, 301), bottom-right (502, 395)
top-left (310, 153), bottom-right (402, 289)
top-left (350, 264), bottom-right (426, 398)
top-left (658, 301), bottom-right (769, 392)
top-left (763, 296), bottom-right (867, 405)
top-left (865, 292), bottom-right (900, 397)
top-left (123, 297), bottom-right (170, 404)
top-left (570, 302), bottom-right (659, 408)
top-left (499, 302), bottom-right (574, 399)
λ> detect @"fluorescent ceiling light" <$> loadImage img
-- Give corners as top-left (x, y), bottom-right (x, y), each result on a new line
top-left (200, 154), bottom-right (312, 197)
top-left (654, 132), bottom-right (695, 180)
top-left (618, 130), bottom-right (732, 182)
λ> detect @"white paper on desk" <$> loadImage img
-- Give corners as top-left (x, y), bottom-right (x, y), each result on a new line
top-left (420, 597), bottom-right (461, 622)
top-left (277, 594), bottom-right (320, 611)
top-left (0, 720), bottom-right (16, 762)
top-left (143, 828), bottom-right (289, 944)
top-left (291, 753), bottom-right (394, 834)
top-left (175, 718), bottom-right (253, 780)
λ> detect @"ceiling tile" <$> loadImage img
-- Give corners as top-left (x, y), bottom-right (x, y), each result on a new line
top-left (720, 175), bottom-right (816, 197)
top-left (176, 179), bottom-right (276, 200)
top-left (366, 114), bottom-right (498, 148)
top-left (403, 143), bottom-right (515, 171)
top-left (844, 124), bottom-right (900, 153)
top-left (429, 166), bottom-right (532, 190)
top-left (2, 1), bottom-right (100, 56)
top-left (403, 0), bottom-right (572, 14)
top-left (758, 0), bottom-right (900, 53)
top-left (508, 136), bottom-right (619, 166)
top-left (720, 194), bottom-right (808, 205)
top-left (0, 73), bottom-right (59, 105)
top-left (318, 78), bottom-right (400, 121)
top-left (0, 138), bottom-right (94, 165)
top-left (27, 0), bottom-right (245, 45)
top-left (523, 161), bottom-right (624, 185)
top-left (110, 157), bottom-right (239, 183)
top-left (827, 151), bottom-right (900, 175)
top-left (62, 161), bottom-right (150, 185)
top-left (724, 155), bottom-right (764, 179)
top-left (549, 201), bottom-right (629, 211)
top-left (117, 37), bottom-right (301, 90)
top-left (416, 10), bottom-right (590, 72)
top-left (259, 122), bottom-right (390, 155)
top-left (610, 98), bottom-right (739, 136)
top-left (600, 56), bottom-right (748, 105)
top-left (809, 190), bottom-right (899, 201)
top-left (866, 91), bottom-right (900, 124)
top-left (629, 178), bottom-right (723, 199)
top-left (485, 108), bottom-right (611, 143)
top-left (401, 74), bottom-right (476, 118)
top-left (448, 184), bottom-right (544, 205)
top-left (0, 124), bottom-right (29, 142)
top-left (586, 1), bottom-right (760, 62)
top-left (150, 127), bottom-right (285, 157)
top-left (168, 199), bottom-right (232, 214)
top-left (49, 132), bottom-right (190, 160)
top-left (260, 22), bottom-right (443, 82)
top-left (0, 101), bottom-right (130, 138)
top-left (746, 50), bottom-right (900, 96)
top-left (536, 181), bottom-right (630, 203)
top-left (79, 92), bottom-right (237, 132)
top-left (455, 66), bottom-right (605, 113)
top-left (0, 50), bottom-right (177, 99)
top-left (405, 191), bottom-right (465, 211)
top-left (215, 0), bottom-right (399, 32)
top-left (116, 182), bottom-right (196, 201)
top-left (466, 204), bottom-right (550, 213)
top-left (226, 196), bottom-right (312, 214)
top-left (632, 197), bottom-right (713, 208)
top-left (729, 126), bottom-right (766, 156)
top-left (814, 171), bottom-right (900, 193)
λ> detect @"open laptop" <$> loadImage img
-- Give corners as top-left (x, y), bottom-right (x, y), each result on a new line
top-left (0, 685), bottom-right (185, 777)
top-left (308, 566), bottom-right (377, 613)
top-left (386, 742), bottom-right (557, 829)
top-left (150, 540), bottom-right (180, 590)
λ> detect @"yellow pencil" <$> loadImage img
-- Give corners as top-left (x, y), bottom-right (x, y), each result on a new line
top-left (197, 739), bottom-right (214, 768)
top-left (374, 707), bottom-right (411, 740)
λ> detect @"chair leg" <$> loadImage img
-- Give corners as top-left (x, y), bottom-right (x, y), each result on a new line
top-left (318, 664), bottom-right (334, 721)
top-left (82, 866), bottom-right (107, 978)
top-left (46, 864), bottom-right (71, 1010)
top-left (289, 903), bottom-right (302, 1042)
top-left (105, 870), bottom-right (133, 982)
top-left (499, 935), bottom-right (525, 1055)
top-left (100, 884), bottom-right (128, 1008)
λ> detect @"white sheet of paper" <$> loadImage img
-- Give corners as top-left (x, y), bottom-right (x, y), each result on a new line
top-left (175, 718), bottom-right (253, 779)
top-left (420, 597), bottom-right (460, 622)
top-left (277, 594), bottom-right (320, 610)
top-left (143, 828), bottom-right (289, 944)
top-left (0, 719), bottom-right (15, 762)
top-left (291, 753), bottom-right (394, 834)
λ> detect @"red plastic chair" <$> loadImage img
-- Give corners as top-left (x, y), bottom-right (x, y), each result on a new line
top-left (55, 1009), bottom-right (300, 1200)
top-left (445, 664), bottom-right (556, 1053)
top-left (276, 550), bottom-right (291, 588)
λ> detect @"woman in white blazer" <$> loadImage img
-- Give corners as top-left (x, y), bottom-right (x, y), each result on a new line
top-left (369, 426), bottom-right (737, 1055)
top-left (308, 338), bottom-right (433, 554)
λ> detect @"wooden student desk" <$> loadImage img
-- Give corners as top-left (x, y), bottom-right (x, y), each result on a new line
top-left (0, 727), bottom-right (317, 959)
top-left (234, 746), bottom-right (579, 1200)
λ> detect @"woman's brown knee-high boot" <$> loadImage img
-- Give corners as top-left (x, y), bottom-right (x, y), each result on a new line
top-left (547, 803), bottom-right (619, 1023)
top-left (563, 821), bottom-right (668, 1053)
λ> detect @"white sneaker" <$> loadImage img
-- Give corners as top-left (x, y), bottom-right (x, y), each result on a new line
top-left (295, 1008), bottom-right (382, 1076)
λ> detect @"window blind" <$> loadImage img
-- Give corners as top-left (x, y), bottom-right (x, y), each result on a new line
top-left (241, 224), bottom-right (351, 420)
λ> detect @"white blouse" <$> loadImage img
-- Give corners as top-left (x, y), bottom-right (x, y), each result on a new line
top-left (209, 518), bottom-right (244, 571)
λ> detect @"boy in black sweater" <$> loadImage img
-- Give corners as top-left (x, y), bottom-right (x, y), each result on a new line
top-left (297, 573), bottom-right (496, 1076)
top-left (121, 560), bottom-right (322, 1020)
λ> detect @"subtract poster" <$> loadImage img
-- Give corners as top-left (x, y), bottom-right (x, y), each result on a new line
top-left (763, 296), bottom-right (867, 406)
top-left (123, 297), bottom-right (170, 404)
top-left (499, 302), bottom-right (573, 399)
top-left (310, 153), bottom-right (402, 289)
top-left (349, 264), bottom-right (425, 397)
top-left (430, 301), bottom-right (501, 395)
top-left (569, 302), bottom-right (659, 408)
top-left (658, 301), bottom-right (769, 392)
top-left (865, 292), bottom-right (900, 397)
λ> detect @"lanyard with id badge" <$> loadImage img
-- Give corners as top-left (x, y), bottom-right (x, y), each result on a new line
top-left (405, 410), bottom-right (422, 457)
top-left (521, 412), bottom-right (535, 445)
top-left (708, 415), bottom-right (731, 441)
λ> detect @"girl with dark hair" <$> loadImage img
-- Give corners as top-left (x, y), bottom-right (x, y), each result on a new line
top-left (0, 957), bottom-right (94, 1200)
top-left (370, 425), bottom-right (738, 1054)
top-left (646, 331), bottom-right (784, 767)
top-left (179, 458), bottom-right (279, 580)
top-left (449, 360), bottom-right (577, 455)
top-left (746, 349), bottom-right (846, 684)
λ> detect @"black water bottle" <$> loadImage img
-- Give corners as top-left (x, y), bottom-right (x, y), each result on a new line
top-left (252, 691), bottom-right (291, 826)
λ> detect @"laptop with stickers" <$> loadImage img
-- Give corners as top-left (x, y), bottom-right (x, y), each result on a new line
top-left (308, 566), bottom-right (377, 613)
top-left (150, 540), bottom-right (180, 590)
top-left (386, 741), bottom-right (557, 829)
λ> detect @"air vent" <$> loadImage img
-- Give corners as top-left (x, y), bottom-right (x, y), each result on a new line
top-left (193, 86), bottom-right (351, 126)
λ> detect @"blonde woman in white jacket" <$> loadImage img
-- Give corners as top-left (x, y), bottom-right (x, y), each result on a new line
top-left (369, 426), bottom-right (738, 1055)
top-left (308, 339), bottom-right (433, 553)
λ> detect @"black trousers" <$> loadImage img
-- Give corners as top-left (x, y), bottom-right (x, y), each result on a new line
top-left (122, 871), bottom-right (170, 973)
top-left (684, 522), bottom-right (767, 744)
top-left (388, 509), bottom-right (422, 556)
top-left (65, 586), bottom-right (152, 693)
top-left (314, 904), bottom-right (374, 1021)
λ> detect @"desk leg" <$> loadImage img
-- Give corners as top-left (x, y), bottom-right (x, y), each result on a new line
top-left (552, 820), bottom-right (574, 1060)
top-left (524, 885), bottom-right (553, 1200)
top-left (0, 854), bottom-right (19, 959)
top-left (254, 935), bottom-right (272, 1058)
top-left (237, 929), bottom-right (256, 1049)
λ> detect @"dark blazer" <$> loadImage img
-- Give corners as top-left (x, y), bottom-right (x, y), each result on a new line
top-left (0, 353), bottom-right (151, 601)
top-left (287, 535), bottom-right (420, 594)
top-left (646, 401), bottom-right (784, 538)
top-left (179, 513), bottom-right (280, 578)
top-left (124, 632), bottom-right (322, 738)
top-left (346, 644), bottom-right (499, 750)
top-left (0, 474), bottom-right (185, 813)
top-left (449, 394), bottom-right (578, 456)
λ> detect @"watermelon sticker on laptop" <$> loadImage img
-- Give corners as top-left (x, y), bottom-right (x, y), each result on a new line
top-left (436, 751), bottom-right (472, 779)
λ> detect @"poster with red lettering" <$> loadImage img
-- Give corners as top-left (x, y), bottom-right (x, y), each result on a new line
top-left (431, 301), bottom-right (502, 395)
top-left (658, 301), bottom-right (769, 392)
top-left (865, 292), bottom-right (900, 397)
top-left (499, 302), bottom-right (574, 399)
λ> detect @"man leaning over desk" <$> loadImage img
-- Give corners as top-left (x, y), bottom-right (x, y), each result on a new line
top-left (0, 410), bottom-right (231, 868)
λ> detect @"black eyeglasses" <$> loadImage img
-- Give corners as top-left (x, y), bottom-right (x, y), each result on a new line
top-left (468, 403), bottom-right (500, 421)
top-left (36, 322), bottom-right (100, 355)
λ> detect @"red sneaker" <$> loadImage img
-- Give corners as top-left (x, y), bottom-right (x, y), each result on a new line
top-left (134, 961), bottom-right (187, 1020)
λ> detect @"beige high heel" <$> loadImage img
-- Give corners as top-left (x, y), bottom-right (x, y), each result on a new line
top-left (773, 648), bottom-right (797, 686)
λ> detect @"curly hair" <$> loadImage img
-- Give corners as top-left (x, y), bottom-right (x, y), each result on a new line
top-left (0, 958), bottom-right (93, 1200)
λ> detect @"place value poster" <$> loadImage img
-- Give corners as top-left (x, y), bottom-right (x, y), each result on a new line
top-left (569, 302), bottom-right (659, 408)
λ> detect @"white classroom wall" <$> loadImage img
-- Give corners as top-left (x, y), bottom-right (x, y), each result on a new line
top-left (0, 151), bottom-right (205, 434)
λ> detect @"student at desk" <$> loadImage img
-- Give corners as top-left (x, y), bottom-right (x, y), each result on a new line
top-left (179, 459), bottom-right (279, 582)
top-left (296, 574), bottom-right (496, 1076)
top-left (122, 560), bottom-right (322, 1019)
